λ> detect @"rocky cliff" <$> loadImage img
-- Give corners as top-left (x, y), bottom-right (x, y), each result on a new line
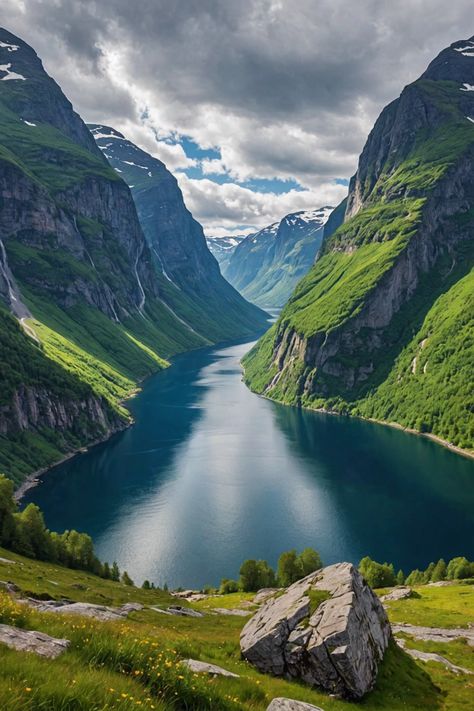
top-left (0, 27), bottom-right (265, 484)
top-left (224, 208), bottom-right (333, 308)
top-left (89, 124), bottom-right (269, 342)
top-left (243, 37), bottom-right (474, 451)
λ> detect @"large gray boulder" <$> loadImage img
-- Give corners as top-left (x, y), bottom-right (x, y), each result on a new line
top-left (240, 563), bottom-right (391, 699)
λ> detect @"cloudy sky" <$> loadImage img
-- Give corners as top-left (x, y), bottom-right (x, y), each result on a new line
top-left (3, 1), bottom-right (472, 235)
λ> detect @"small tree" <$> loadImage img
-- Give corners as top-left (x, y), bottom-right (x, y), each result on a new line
top-left (423, 562), bottom-right (436, 583)
top-left (239, 559), bottom-right (261, 592)
top-left (142, 579), bottom-right (151, 589)
top-left (359, 557), bottom-right (396, 588)
top-left (14, 504), bottom-right (53, 560)
top-left (298, 548), bottom-right (323, 577)
top-left (121, 571), bottom-right (134, 586)
top-left (277, 550), bottom-right (301, 587)
top-left (110, 561), bottom-right (120, 581)
top-left (220, 578), bottom-right (239, 594)
top-left (0, 475), bottom-right (16, 547)
top-left (431, 559), bottom-right (447, 582)
top-left (405, 569), bottom-right (424, 586)
top-left (256, 560), bottom-right (276, 588)
top-left (447, 557), bottom-right (474, 580)
top-left (396, 569), bottom-right (405, 585)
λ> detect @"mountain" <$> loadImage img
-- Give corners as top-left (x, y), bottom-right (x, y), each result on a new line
top-left (206, 234), bottom-right (246, 271)
top-left (223, 207), bottom-right (333, 308)
top-left (243, 36), bottom-right (474, 452)
top-left (89, 125), bottom-right (268, 342)
top-left (0, 28), bottom-right (266, 485)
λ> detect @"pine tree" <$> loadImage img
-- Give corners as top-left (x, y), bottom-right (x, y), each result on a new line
top-left (121, 571), bottom-right (134, 586)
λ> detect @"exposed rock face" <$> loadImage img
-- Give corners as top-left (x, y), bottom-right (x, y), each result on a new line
top-left (0, 384), bottom-right (121, 439)
top-left (395, 637), bottom-right (473, 675)
top-left (212, 608), bottom-right (251, 617)
top-left (380, 586), bottom-right (413, 602)
top-left (240, 563), bottom-right (391, 699)
top-left (21, 598), bottom-right (143, 621)
top-left (392, 623), bottom-right (474, 647)
top-left (224, 207), bottom-right (333, 308)
top-left (266, 699), bottom-right (324, 711)
top-left (182, 659), bottom-right (239, 678)
top-left (254, 588), bottom-right (281, 604)
top-left (0, 623), bottom-right (70, 658)
top-left (166, 605), bottom-right (203, 618)
top-left (89, 124), bottom-right (268, 340)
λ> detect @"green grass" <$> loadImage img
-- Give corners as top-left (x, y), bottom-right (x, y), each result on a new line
top-left (0, 95), bottom-right (119, 193)
top-left (306, 589), bottom-right (331, 615)
top-left (0, 548), bottom-right (472, 710)
top-left (382, 583), bottom-right (474, 628)
top-left (356, 265), bottom-right (474, 450)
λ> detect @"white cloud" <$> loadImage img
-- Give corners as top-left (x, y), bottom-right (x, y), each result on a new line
top-left (2, 0), bottom-right (472, 230)
top-left (177, 174), bottom-right (347, 235)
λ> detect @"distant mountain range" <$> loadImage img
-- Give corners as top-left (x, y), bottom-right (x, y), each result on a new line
top-left (0, 28), bottom-right (267, 484)
top-left (222, 207), bottom-right (334, 308)
top-left (244, 36), bottom-right (474, 453)
top-left (206, 234), bottom-right (246, 271)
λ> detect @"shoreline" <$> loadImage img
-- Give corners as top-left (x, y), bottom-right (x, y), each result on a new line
top-left (12, 330), bottom-right (265, 502)
top-left (245, 380), bottom-right (474, 462)
top-left (13, 419), bottom-right (132, 502)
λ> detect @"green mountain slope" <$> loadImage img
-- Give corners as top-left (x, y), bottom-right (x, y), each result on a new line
top-left (244, 37), bottom-right (474, 452)
top-left (89, 124), bottom-right (269, 342)
top-left (0, 28), bottom-right (265, 485)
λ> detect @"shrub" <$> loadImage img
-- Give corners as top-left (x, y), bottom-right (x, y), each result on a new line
top-left (220, 578), bottom-right (239, 594)
top-left (359, 557), bottom-right (396, 588)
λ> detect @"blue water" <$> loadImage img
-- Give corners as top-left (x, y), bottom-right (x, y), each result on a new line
top-left (24, 339), bottom-right (474, 588)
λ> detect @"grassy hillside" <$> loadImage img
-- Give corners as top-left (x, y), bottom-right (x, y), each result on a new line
top-left (243, 67), bottom-right (474, 452)
top-left (0, 548), bottom-right (472, 710)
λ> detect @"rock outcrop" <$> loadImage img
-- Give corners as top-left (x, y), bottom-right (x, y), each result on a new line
top-left (380, 586), bottom-right (413, 603)
top-left (240, 563), bottom-right (391, 699)
top-left (392, 623), bottom-right (474, 647)
top-left (21, 598), bottom-right (143, 621)
top-left (182, 659), bottom-right (239, 678)
top-left (266, 700), bottom-right (324, 711)
top-left (0, 623), bottom-right (70, 658)
top-left (395, 637), bottom-right (473, 675)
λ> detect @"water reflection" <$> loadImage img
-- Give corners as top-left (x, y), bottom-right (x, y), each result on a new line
top-left (24, 339), bottom-right (474, 588)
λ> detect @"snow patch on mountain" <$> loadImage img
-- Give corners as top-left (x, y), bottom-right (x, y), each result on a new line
top-left (123, 160), bottom-right (149, 170)
top-left (0, 41), bottom-right (19, 52)
top-left (0, 63), bottom-right (26, 81)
